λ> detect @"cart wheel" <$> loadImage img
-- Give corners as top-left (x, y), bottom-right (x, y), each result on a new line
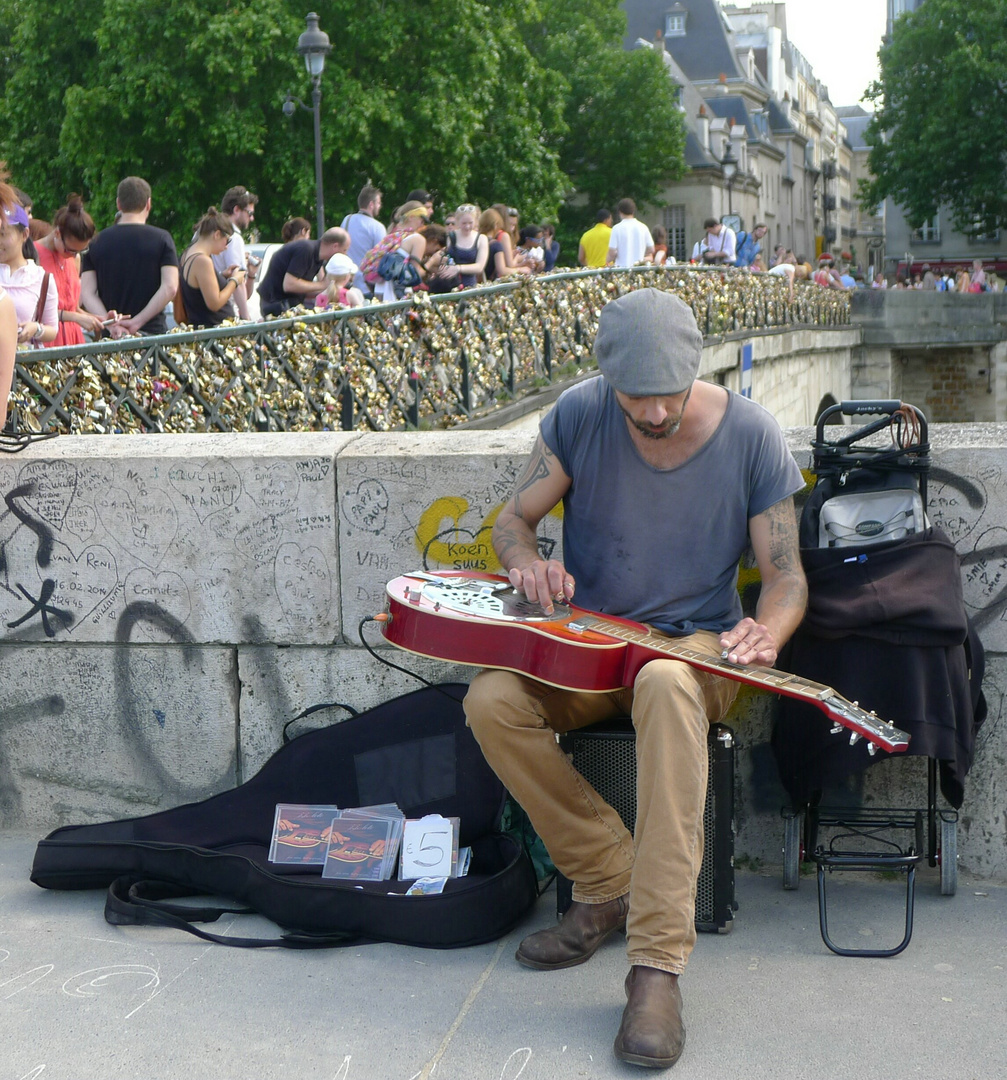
top-left (939, 818), bottom-right (958, 896)
top-left (783, 812), bottom-right (802, 891)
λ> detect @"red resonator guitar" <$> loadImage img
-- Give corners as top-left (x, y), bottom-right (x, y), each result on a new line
top-left (379, 570), bottom-right (910, 755)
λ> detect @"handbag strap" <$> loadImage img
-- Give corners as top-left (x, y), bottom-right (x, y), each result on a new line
top-left (32, 271), bottom-right (50, 325)
top-left (104, 876), bottom-right (363, 950)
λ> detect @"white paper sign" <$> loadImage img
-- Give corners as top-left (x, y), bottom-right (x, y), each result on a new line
top-left (400, 814), bottom-right (455, 880)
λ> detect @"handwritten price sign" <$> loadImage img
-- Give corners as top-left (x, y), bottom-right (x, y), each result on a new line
top-left (400, 814), bottom-right (458, 880)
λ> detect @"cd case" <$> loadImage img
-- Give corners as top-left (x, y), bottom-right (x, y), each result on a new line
top-left (270, 802), bottom-right (433, 882)
top-left (268, 804), bottom-right (342, 865)
top-left (320, 803), bottom-right (406, 881)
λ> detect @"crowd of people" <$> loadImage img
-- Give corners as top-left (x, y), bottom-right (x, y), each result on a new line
top-left (879, 259), bottom-right (1001, 293)
top-left (0, 173), bottom-right (573, 341)
top-left (0, 165), bottom-right (997, 355)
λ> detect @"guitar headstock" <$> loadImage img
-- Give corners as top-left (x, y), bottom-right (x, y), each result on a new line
top-left (821, 693), bottom-right (910, 754)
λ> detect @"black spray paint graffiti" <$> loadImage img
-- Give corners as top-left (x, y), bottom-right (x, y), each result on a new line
top-left (0, 695), bottom-right (65, 822)
top-left (112, 601), bottom-right (237, 802)
top-left (928, 465), bottom-right (1007, 631)
top-left (1, 483), bottom-right (73, 638)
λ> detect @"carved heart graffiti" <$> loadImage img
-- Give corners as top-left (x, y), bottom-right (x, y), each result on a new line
top-left (122, 569), bottom-right (192, 642)
top-left (247, 461), bottom-right (299, 516)
top-left (42, 541), bottom-right (119, 633)
top-left (167, 460), bottom-right (242, 523)
top-left (234, 515), bottom-right (284, 565)
top-left (340, 478), bottom-right (389, 535)
top-left (273, 542), bottom-right (332, 631)
top-left (95, 487), bottom-right (178, 569)
top-left (16, 460), bottom-right (79, 530)
top-left (63, 503), bottom-right (97, 542)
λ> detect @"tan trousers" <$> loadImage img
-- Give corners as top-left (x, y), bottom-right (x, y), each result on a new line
top-left (463, 630), bottom-right (738, 975)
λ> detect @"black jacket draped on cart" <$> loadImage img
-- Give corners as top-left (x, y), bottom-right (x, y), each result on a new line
top-left (772, 527), bottom-right (986, 809)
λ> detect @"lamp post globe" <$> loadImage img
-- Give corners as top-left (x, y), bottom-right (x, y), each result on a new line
top-left (297, 11), bottom-right (331, 77)
top-left (294, 12), bottom-right (331, 237)
top-left (721, 145), bottom-right (738, 218)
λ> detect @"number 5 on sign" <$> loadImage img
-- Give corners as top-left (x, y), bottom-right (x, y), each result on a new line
top-left (400, 814), bottom-right (459, 880)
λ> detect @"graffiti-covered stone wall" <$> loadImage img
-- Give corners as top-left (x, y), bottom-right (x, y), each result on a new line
top-left (0, 423), bottom-right (1004, 880)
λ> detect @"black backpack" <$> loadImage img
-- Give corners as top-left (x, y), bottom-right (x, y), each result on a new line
top-left (31, 684), bottom-right (538, 950)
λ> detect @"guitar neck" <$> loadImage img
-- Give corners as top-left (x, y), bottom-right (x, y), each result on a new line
top-left (587, 617), bottom-right (835, 704)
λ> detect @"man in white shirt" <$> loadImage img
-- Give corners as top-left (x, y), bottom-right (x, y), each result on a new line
top-left (213, 185), bottom-right (258, 319)
top-left (341, 184), bottom-right (386, 293)
top-left (607, 198), bottom-right (655, 268)
top-left (695, 218), bottom-right (736, 265)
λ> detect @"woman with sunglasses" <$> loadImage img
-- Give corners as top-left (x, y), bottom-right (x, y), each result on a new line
top-left (35, 194), bottom-right (104, 345)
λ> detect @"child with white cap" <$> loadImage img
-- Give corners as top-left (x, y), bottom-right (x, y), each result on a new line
top-left (318, 253), bottom-right (364, 309)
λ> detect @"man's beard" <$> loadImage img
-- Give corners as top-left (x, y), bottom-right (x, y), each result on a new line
top-left (619, 388), bottom-right (691, 441)
top-left (629, 415), bottom-right (682, 440)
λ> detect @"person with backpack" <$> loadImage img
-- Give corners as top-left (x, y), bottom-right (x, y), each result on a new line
top-left (734, 223), bottom-right (768, 269)
top-left (360, 202), bottom-right (432, 301)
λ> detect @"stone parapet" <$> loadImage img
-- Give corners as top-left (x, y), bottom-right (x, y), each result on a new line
top-left (1, 421), bottom-right (1004, 880)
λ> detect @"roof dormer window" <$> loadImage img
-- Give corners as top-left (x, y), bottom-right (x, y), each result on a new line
top-left (665, 5), bottom-right (687, 37)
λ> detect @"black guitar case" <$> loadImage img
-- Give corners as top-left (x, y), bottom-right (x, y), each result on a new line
top-left (31, 684), bottom-right (538, 950)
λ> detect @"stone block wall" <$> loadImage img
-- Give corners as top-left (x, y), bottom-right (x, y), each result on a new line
top-left (1, 420), bottom-right (1004, 881)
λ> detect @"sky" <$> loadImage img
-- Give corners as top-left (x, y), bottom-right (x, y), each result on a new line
top-left (742, 0), bottom-right (888, 110)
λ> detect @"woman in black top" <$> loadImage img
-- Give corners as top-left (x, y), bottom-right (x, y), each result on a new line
top-left (178, 208), bottom-right (246, 326)
top-left (446, 204), bottom-right (488, 287)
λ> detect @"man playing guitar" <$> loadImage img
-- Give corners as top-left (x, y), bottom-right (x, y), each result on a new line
top-left (463, 288), bottom-right (808, 1069)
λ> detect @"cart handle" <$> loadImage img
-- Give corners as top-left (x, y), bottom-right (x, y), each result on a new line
top-left (816, 401), bottom-right (928, 447)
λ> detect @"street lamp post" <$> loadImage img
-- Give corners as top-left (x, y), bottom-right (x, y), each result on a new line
top-left (283, 13), bottom-right (331, 238)
top-left (721, 145), bottom-right (738, 218)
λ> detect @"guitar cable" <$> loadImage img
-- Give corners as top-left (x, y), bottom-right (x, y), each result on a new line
top-left (357, 615), bottom-right (465, 704)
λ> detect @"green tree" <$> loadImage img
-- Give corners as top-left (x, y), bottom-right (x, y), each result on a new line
top-left (859, 0), bottom-right (1007, 235)
top-left (0, 0), bottom-right (685, 250)
top-left (527, 1), bottom-right (686, 211)
top-left (520, 1), bottom-right (687, 262)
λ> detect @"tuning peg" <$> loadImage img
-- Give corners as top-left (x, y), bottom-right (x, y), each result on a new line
top-left (867, 742), bottom-right (878, 757)
top-left (849, 731), bottom-right (862, 746)
top-left (830, 723), bottom-right (843, 735)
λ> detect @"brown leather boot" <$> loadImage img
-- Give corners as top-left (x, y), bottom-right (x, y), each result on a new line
top-left (613, 965), bottom-right (685, 1069)
top-left (515, 895), bottom-right (629, 970)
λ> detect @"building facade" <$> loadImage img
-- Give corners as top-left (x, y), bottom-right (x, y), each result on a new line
top-left (622, 0), bottom-right (853, 265)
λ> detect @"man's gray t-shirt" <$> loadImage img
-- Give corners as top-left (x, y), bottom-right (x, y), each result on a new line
top-left (539, 377), bottom-right (803, 635)
top-left (341, 212), bottom-right (386, 291)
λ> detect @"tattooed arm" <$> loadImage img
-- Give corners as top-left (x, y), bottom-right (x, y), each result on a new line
top-left (492, 434), bottom-right (573, 613)
top-left (719, 496), bottom-right (808, 667)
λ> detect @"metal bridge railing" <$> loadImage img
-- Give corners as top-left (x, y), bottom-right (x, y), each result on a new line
top-left (7, 266), bottom-right (850, 435)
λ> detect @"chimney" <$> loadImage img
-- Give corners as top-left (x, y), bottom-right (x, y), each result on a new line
top-left (718, 72), bottom-right (729, 95)
top-left (654, 29), bottom-right (665, 53)
top-left (697, 105), bottom-right (710, 153)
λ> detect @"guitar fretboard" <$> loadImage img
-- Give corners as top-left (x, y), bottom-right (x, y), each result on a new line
top-left (585, 618), bottom-right (835, 702)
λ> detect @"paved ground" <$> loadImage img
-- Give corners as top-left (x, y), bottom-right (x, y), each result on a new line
top-left (2, 833), bottom-right (1004, 1080)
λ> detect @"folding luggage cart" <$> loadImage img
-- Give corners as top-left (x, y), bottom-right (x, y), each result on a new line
top-left (774, 400), bottom-right (979, 957)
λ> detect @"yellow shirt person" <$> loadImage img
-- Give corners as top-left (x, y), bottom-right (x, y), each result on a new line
top-left (578, 211), bottom-right (614, 268)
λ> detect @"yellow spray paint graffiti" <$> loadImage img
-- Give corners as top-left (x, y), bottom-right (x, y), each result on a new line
top-left (416, 497), bottom-right (503, 571)
top-left (415, 496), bottom-right (563, 571)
